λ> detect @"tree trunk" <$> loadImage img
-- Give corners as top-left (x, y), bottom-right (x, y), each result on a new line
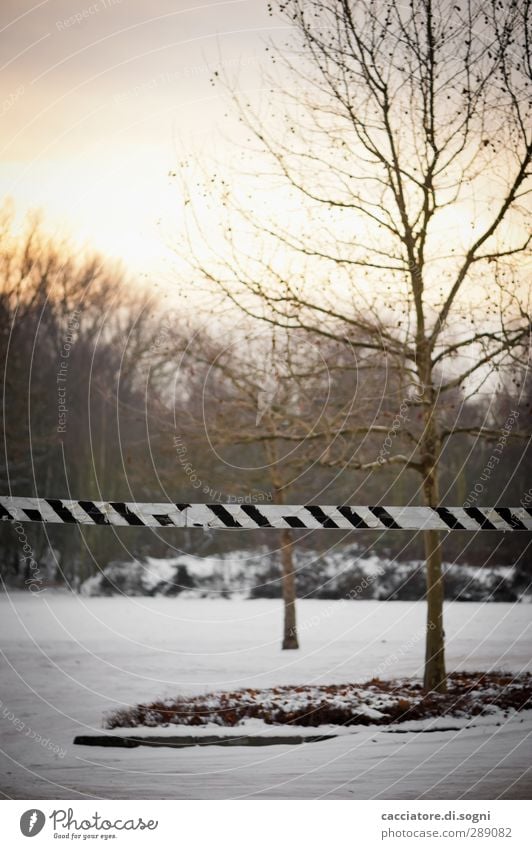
top-left (423, 526), bottom-right (446, 691)
top-left (280, 527), bottom-right (299, 650)
top-left (421, 409), bottom-right (446, 693)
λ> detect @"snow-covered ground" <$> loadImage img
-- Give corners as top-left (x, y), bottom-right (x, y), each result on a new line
top-left (0, 592), bottom-right (530, 799)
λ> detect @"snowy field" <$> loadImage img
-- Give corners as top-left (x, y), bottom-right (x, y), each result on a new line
top-left (0, 592), bottom-right (530, 799)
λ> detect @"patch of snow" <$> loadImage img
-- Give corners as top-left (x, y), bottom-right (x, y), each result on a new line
top-left (104, 719), bottom-right (345, 738)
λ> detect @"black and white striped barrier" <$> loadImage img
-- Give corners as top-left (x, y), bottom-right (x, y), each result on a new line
top-left (1, 498), bottom-right (531, 531)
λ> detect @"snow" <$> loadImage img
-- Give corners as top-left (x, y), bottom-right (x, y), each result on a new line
top-left (81, 557), bottom-right (179, 596)
top-left (0, 592), bottom-right (530, 799)
top-left (104, 719), bottom-right (345, 738)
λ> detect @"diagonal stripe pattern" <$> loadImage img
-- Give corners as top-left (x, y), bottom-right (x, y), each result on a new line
top-left (1, 497), bottom-right (531, 531)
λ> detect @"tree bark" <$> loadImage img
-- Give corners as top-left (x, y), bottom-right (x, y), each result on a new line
top-left (280, 527), bottom-right (299, 650)
top-left (421, 401), bottom-right (446, 692)
top-left (423, 526), bottom-right (446, 691)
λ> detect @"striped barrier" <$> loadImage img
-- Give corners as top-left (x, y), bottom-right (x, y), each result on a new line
top-left (1, 498), bottom-right (531, 531)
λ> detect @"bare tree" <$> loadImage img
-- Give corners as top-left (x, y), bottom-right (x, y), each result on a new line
top-left (177, 0), bottom-right (532, 690)
top-left (167, 324), bottom-right (359, 650)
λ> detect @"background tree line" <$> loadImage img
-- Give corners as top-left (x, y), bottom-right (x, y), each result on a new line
top-left (0, 199), bottom-right (530, 598)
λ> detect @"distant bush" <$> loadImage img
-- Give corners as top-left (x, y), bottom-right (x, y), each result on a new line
top-left (82, 560), bottom-right (196, 597)
top-left (80, 548), bottom-right (527, 602)
top-left (250, 553), bottom-right (525, 603)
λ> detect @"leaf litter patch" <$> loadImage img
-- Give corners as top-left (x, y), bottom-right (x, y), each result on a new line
top-left (104, 672), bottom-right (531, 731)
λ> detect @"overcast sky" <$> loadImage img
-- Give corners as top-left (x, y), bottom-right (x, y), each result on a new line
top-left (0, 0), bottom-right (282, 278)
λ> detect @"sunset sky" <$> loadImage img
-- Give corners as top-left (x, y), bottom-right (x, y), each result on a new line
top-left (1, 0), bottom-right (528, 311)
top-left (0, 0), bottom-right (278, 279)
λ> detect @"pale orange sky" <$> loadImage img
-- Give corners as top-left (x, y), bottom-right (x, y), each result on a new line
top-left (1, 0), bottom-right (528, 312)
top-left (0, 0), bottom-right (280, 277)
